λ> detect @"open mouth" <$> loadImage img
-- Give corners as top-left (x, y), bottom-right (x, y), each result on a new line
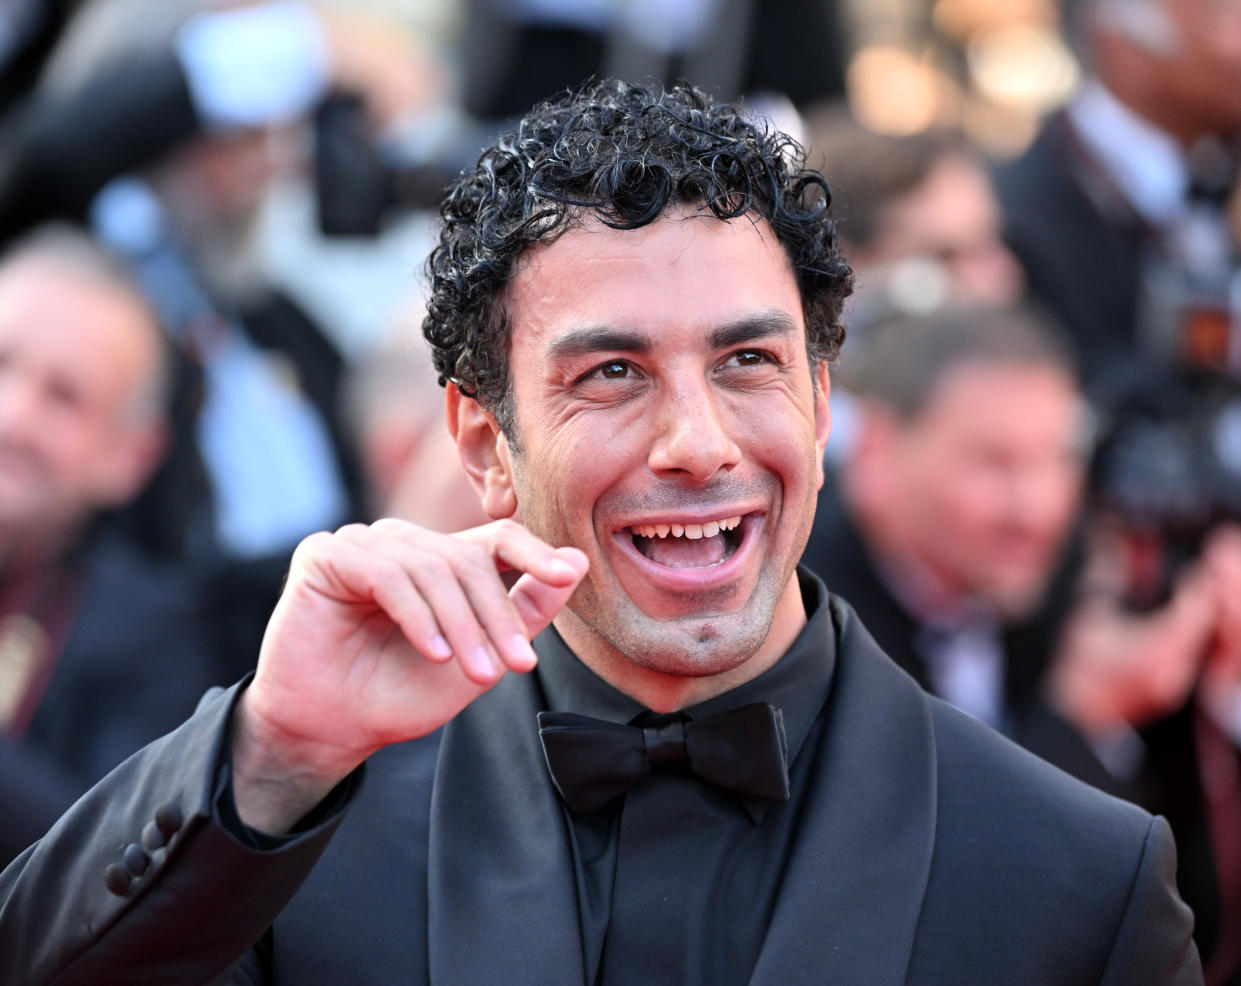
top-left (627, 515), bottom-right (745, 569)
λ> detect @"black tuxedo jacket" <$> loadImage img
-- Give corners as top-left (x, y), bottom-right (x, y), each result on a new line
top-left (0, 593), bottom-right (1199, 985)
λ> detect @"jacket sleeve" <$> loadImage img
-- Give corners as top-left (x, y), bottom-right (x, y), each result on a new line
top-left (1099, 815), bottom-right (1203, 986)
top-left (0, 682), bottom-right (356, 986)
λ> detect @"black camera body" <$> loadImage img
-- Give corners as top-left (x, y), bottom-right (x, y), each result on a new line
top-left (312, 93), bottom-right (459, 237)
top-left (1090, 369), bottom-right (1241, 609)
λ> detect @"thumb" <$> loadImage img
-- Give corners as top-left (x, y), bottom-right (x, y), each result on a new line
top-left (509, 547), bottom-right (588, 639)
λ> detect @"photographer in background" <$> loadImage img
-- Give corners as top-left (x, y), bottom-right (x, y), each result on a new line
top-left (0, 1), bottom-right (441, 247)
top-left (1050, 368), bottom-right (1241, 985)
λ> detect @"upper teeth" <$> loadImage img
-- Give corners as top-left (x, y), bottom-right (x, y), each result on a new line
top-left (631, 516), bottom-right (742, 540)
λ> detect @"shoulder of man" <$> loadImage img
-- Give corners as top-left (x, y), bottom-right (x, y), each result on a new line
top-left (833, 598), bottom-right (1199, 982)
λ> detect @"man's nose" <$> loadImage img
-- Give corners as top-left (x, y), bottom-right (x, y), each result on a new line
top-left (646, 378), bottom-right (742, 482)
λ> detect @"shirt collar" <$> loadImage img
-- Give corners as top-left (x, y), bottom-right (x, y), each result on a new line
top-left (1068, 78), bottom-right (1189, 228)
top-left (534, 569), bottom-right (836, 815)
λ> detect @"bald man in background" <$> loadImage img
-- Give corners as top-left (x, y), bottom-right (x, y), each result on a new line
top-left (0, 226), bottom-right (215, 866)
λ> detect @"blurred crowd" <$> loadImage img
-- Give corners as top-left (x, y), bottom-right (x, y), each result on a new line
top-left (2, 0), bottom-right (1241, 979)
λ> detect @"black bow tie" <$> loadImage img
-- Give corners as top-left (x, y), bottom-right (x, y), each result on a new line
top-left (537, 703), bottom-right (790, 815)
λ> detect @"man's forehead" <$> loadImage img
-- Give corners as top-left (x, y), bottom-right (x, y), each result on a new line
top-left (913, 360), bottom-right (1079, 430)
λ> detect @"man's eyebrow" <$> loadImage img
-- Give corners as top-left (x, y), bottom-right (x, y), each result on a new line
top-left (543, 311), bottom-right (799, 362)
top-left (708, 310), bottom-right (800, 350)
top-left (545, 327), bottom-right (651, 362)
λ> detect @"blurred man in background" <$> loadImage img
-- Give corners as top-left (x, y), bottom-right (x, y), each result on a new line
top-left (804, 105), bottom-right (1025, 319)
top-left (800, 303), bottom-right (1106, 781)
top-left (0, 225), bottom-right (215, 867)
top-left (800, 106), bottom-right (1026, 463)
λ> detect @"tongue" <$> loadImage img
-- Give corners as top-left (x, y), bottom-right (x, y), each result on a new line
top-left (641, 532), bottom-right (727, 568)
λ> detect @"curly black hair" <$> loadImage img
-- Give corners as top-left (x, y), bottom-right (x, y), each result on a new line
top-left (422, 78), bottom-right (853, 438)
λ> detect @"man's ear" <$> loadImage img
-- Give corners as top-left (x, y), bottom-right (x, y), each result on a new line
top-left (813, 360), bottom-right (832, 490)
top-left (445, 383), bottom-right (518, 519)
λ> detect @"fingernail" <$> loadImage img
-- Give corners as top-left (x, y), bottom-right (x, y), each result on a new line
top-left (471, 645), bottom-right (495, 677)
top-left (430, 634), bottom-right (452, 659)
top-left (511, 634), bottom-right (537, 668)
top-left (550, 558), bottom-right (580, 579)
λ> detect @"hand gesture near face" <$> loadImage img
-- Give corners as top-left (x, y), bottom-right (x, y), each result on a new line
top-left (230, 518), bottom-right (587, 833)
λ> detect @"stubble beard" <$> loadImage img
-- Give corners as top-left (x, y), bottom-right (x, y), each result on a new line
top-left (554, 568), bottom-right (783, 681)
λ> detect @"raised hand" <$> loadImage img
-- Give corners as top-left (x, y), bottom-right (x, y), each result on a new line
top-left (230, 518), bottom-right (587, 833)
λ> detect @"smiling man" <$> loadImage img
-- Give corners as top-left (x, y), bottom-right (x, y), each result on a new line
top-left (0, 81), bottom-right (1201, 985)
top-left (490, 209), bottom-right (827, 707)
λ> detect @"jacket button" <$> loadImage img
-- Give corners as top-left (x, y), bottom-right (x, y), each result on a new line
top-left (104, 864), bottom-right (132, 897)
top-left (141, 820), bottom-right (167, 851)
top-left (123, 843), bottom-right (150, 877)
top-left (154, 802), bottom-right (183, 838)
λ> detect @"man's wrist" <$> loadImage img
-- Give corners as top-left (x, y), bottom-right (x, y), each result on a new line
top-left (229, 688), bottom-right (362, 835)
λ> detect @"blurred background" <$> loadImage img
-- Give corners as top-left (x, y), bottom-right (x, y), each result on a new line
top-left (3, 0), bottom-right (1241, 980)
top-left (0, 0), bottom-right (1136, 360)
top-left (0, 0), bottom-right (1201, 364)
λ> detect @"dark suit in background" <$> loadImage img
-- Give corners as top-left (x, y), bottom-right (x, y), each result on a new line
top-left (0, 530), bottom-right (217, 867)
top-left (993, 110), bottom-right (1152, 393)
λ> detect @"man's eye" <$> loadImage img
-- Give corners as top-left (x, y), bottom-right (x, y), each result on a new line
top-left (572, 359), bottom-right (641, 390)
top-left (727, 350), bottom-right (769, 367)
top-left (596, 360), bottom-right (631, 379)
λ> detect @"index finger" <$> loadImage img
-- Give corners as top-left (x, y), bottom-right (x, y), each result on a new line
top-left (457, 518), bottom-right (585, 586)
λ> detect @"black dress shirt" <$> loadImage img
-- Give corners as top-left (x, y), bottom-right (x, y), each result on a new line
top-left (535, 572), bottom-right (836, 986)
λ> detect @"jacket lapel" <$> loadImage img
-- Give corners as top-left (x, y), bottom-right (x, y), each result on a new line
top-left (426, 664), bottom-right (586, 986)
top-left (427, 597), bottom-right (936, 986)
top-left (750, 598), bottom-right (938, 986)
